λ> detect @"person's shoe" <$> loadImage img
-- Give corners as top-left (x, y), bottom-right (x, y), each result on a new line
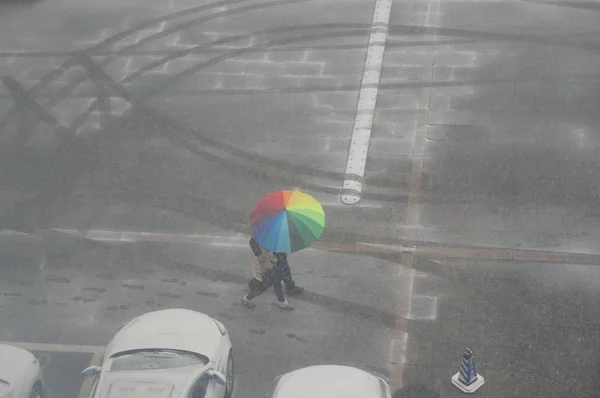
top-left (287, 285), bottom-right (305, 296)
top-left (277, 299), bottom-right (294, 311)
top-left (242, 295), bottom-right (256, 309)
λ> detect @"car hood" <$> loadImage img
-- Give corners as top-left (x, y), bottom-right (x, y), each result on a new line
top-left (105, 309), bottom-right (223, 360)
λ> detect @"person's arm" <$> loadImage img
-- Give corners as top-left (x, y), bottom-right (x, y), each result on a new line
top-left (249, 237), bottom-right (262, 257)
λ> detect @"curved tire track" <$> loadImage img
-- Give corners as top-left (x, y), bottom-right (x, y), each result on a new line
top-left (0, 1), bottom-right (408, 235)
top-left (0, 0), bottom-right (264, 128)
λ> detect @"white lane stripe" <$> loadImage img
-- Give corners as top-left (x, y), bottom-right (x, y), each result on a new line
top-left (45, 229), bottom-right (322, 250)
top-left (0, 229), bottom-right (30, 235)
top-left (0, 341), bottom-right (104, 353)
top-left (49, 229), bottom-right (248, 244)
top-left (341, 0), bottom-right (393, 205)
top-left (45, 229), bottom-right (415, 253)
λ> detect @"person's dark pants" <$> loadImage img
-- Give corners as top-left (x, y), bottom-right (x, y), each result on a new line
top-left (247, 268), bottom-right (285, 302)
top-left (278, 262), bottom-right (296, 290)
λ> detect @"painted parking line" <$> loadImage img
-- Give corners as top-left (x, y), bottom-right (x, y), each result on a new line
top-left (31, 228), bottom-right (405, 253)
top-left (0, 341), bottom-right (104, 353)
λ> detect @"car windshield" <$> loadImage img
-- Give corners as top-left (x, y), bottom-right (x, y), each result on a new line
top-left (109, 349), bottom-right (208, 371)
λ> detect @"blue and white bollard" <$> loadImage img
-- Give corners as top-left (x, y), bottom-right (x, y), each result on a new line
top-left (451, 348), bottom-right (484, 393)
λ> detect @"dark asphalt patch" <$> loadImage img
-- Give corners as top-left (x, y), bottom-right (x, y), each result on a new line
top-left (30, 350), bottom-right (93, 398)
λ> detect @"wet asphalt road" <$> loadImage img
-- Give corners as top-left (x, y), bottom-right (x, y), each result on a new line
top-left (1, 0), bottom-right (600, 397)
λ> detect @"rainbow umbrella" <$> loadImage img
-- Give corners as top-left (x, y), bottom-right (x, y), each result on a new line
top-left (249, 190), bottom-right (325, 253)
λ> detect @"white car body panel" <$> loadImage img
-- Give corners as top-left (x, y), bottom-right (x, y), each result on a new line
top-left (272, 365), bottom-right (391, 398)
top-left (95, 367), bottom-right (200, 398)
top-left (105, 309), bottom-right (224, 361)
top-left (0, 345), bottom-right (42, 398)
top-left (89, 309), bottom-right (232, 398)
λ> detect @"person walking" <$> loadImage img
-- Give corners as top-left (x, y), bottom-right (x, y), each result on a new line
top-left (249, 237), bottom-right (304, 295)
top-left (242, 240), bottom-right (294, 310)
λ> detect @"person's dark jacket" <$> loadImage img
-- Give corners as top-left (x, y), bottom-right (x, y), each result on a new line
top-left (275, 252), bottom-right (289, 268)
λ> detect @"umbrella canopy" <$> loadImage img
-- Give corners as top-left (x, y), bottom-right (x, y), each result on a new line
top-left (249, 190), bottom-right (325, 253)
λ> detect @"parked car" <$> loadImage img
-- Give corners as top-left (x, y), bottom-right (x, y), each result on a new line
top-left (270, 365), bottom-right (391, 398)
top-left (0, 344), bottom-right (44, 398)
top-left (81, 308), bottom-right (234, 398)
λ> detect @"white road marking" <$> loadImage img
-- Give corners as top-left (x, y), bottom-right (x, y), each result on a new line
top-left (0, 229), bottom-right (29, 236)
top-left (390, 0), bottom-right (441, 389)
top-left (208, 242), bottom-right (251, 248)
top-left (340, 0), bottom-right (393, 205)
top-left (412, 0), bottom-right (440, 159)
top-left (408, 295), bottom-right (438, 320)
top-left (31, 228), bottom-right (600, 265)
top-left (0, 341), bottom-right (104, 353)
top-left (405, 266), bottom-right (415, 319)
top-left (49, 229), bottom-right (248, 245)
top-left (388, 332), bottom-right (407, 367)
top-left (320, 200), bottom-right (386, 209)
top-left (44, 229), bottom-right (415, 254)
top-left (45, 229), bottom-right (324, 251)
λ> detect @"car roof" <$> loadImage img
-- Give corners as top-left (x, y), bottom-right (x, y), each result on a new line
top-left (272, 365), bottom-right (388, 398)
top-left (105, 309), bottom-right (221, 360)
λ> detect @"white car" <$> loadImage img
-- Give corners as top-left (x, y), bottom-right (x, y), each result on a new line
top-left (0, 345), bottom-right (44, 398)
top-left (270, 365), bottom-right (391, 398)
top-left (82, 309), bottom-right (234, 398)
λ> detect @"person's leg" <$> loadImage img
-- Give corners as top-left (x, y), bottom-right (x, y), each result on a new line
top-left (248, 278), bottom-right (262, 293)
top-left (272, 280), bottom-right (285, 302)
top-left (242, 278), bottom-right (269, 308)
top-left (272, 268), bottom-right (293, 310)
top-left (280, 262), bottom-right (304, 295)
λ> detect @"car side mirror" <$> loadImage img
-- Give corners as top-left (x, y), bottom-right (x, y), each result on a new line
top-left (81, 366), bottom-right (101, 377)
top-left (207, 370), bottom-right (226, 385)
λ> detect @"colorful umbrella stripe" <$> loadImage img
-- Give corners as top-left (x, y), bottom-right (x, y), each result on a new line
top-left (249, 190), bottom-right (325, 253)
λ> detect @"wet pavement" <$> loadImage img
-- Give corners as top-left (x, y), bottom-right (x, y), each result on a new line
top-left (33, 349), bottom-right (95, 398)
top-left (0, 236), bottom-right (396, 398)
top-left (1, 0), bottom-right (600, 397)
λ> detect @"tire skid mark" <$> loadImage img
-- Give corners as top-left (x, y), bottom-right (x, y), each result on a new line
top-left (114, 28), bottom-right (370, 182)
top-left (55, 26), bottom-right (372, 184)
top-left (0, 37), bottom-right (462, 58)
top-left (4, 22), bottom-right (374, 193)
top-left (72, 53), bottom-right (363, 200)
top-left (17, 0), bottom-right (314, 129)
top-left (0, 0), bottom-right (274, 130)
top-left (0, 0), bottom-right (329, 228)
top-left (1, 0), bottom-right (413, 230)
top-left (123, 26), bottom-right (369, 82)
top-left (0, 0), bottom-right (322, 183)
top-left (68, 25), bottom-right (367, 138)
